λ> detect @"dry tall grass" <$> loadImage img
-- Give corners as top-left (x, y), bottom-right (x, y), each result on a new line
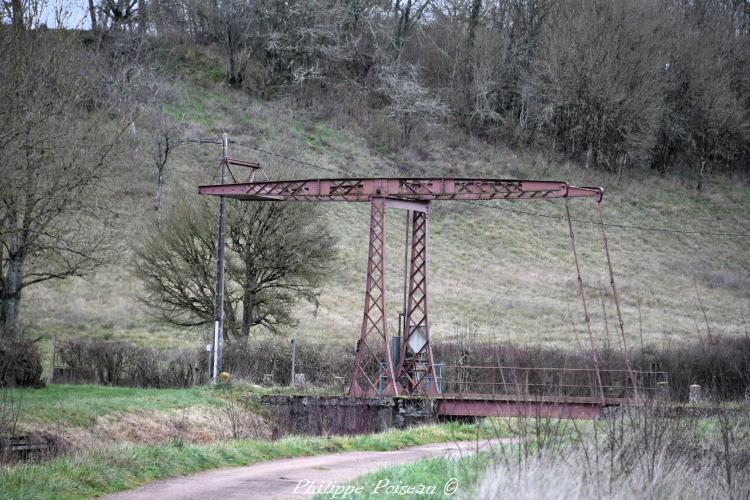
top-left (476, 405), bottom-right (750, 500)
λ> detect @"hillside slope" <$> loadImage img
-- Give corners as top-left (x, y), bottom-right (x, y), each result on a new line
top-left (23, 78), bottom-right (750, 353)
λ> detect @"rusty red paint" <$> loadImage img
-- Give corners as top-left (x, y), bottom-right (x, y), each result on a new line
top-left (198, 175), bottom-right (642, 413)
top-left (436, 398), bottom-right (603, 419)
top-left (397, 209), bottom-right (439, 396)
top-left (349, 198), bottom-right (399, 397)
top-left (225, 157), bottom-right (262, 169)
top-left (199, 177), bottom-right (603, 202)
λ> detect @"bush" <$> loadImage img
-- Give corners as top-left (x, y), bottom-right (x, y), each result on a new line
top-left (57, 340), bottom-right (199, 388)
top-left (643, 335), bottom-right (750, 401)
top-left (53, 334), bottom-right (750, 401)
top-left (216, 338), bottom-right (353, 387)
top-left (433, 336), bottom-right (750, 401)
top-left (0, 340), bottom-right (44, 388)
top-left (56, 338), bottom-right (354, 389)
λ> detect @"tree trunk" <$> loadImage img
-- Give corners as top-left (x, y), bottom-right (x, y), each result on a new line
top-left (226, 22), bottom-right (242, 88)
top-left (88, 0), bottom-right (98, 31)
top-left (154, 136), bottom-right (169, 210)
top-left (11, 0), bottom-right (24, 31)
top-left (154, 168), bottom-right (165, 210)
top-left (467, 0), bottom-right (482, 51)
top-left (241, 278), bottom-right (257, 343)
top-left (1, 255), bottom-right (24, 339)
top-left (616, 155), bottom-right (626, 186)
top-left (393, 0), bottom-right (411, 63)
top-left (138, 0), bottom-right (147, 33)
top-left (462, 0), bottom-right (482, 129)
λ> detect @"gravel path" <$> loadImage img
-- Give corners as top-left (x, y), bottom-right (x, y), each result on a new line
top-left (106, 438), bottom-right (504, 499)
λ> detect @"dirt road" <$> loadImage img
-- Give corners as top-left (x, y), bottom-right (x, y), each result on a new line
top-left (107, 439), bottom-right (502, 499)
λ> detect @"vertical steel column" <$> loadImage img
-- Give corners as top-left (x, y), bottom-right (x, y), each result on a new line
top-left (400, 211), bottom-right (410, 337)
top-left (398, 208), bottom-right (440, 395)
top-left (349, 197), bottom-right (399, 397)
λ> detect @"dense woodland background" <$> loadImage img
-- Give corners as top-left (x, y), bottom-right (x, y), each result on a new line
top-left (1, 0), bottom-right (750, 392)
top-left (73, 0), bottom-right (750, 174)
top-left (7, 0), bottom-right (750, 174)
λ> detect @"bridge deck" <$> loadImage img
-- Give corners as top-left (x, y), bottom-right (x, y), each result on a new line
top-left (433, 393), bottom-right (635, 419)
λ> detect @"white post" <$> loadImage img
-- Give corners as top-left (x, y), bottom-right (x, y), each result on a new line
top-left (206, 342), bottom-right (213, 382)
top-left (689, 384), bottom-right (701, 404)
top-left (212, 323), bottom-right (220, 383)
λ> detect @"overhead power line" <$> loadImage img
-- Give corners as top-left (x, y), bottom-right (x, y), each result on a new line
top-left (457, 201), bottom-right (750, 238)
top-left (229, 140), bottom-right (351, 176)
top-left (194, 137), bottom-right (750, 239)
top-left (175, 137), bottom-right (223, 145)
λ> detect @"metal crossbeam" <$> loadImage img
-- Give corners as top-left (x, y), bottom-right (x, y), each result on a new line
top-left (199, 178), bottom-right (603, 202)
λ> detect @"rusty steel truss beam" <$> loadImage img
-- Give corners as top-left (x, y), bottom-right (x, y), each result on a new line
top-left (199, 178), bottom-right (603, 202)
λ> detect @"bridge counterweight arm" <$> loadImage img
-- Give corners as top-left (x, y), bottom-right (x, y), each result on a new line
top-left (199, 178), bottom-right (603, 203)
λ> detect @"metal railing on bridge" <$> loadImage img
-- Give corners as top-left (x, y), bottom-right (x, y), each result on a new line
top-left (440, 365), bottom-right (669, 403)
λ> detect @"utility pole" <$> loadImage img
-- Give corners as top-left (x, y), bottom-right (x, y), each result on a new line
top-left (213, 133), bottom-right (228, 383)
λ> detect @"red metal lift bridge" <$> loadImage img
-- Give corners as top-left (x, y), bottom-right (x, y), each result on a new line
top-left (200, 166), bottom-right (667, 419)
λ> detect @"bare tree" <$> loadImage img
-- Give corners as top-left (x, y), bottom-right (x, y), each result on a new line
top-left (134, 198), bottom-right (337, 343)
top-left (522, 0), bottom-right (670, 171)
top-left (100, 0), bottom-right (139, 31)
top-left (393, 0), bottom-right (433, 62)
top-left (146, 111), bottom-right (182, 210)
top-left (0, 25), bottom-right (125, 339)
top-left (380, 65), bottom-right (449, 145)
top-left (654, 0), bottom-right (750, 184)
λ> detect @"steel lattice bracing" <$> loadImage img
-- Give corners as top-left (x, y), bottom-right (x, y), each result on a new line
top-left (350, 198), bottom-right (400, 396)
top-left (398, 209), bottom-right (439, 395)
top-left (199, 178), bottom-right (603, 202)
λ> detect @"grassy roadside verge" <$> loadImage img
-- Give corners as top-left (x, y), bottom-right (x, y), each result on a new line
top-left (0, 423), bottom-right (488, 500)
top-left (316, 452), bottom-right (491, 500)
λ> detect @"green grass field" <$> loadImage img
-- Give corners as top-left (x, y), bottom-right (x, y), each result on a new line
top-left (15, 385), bottom-right (219, 427)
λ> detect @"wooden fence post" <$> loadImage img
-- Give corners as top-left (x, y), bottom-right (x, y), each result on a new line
top-left (49, 335), bottom-right (56, 383)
